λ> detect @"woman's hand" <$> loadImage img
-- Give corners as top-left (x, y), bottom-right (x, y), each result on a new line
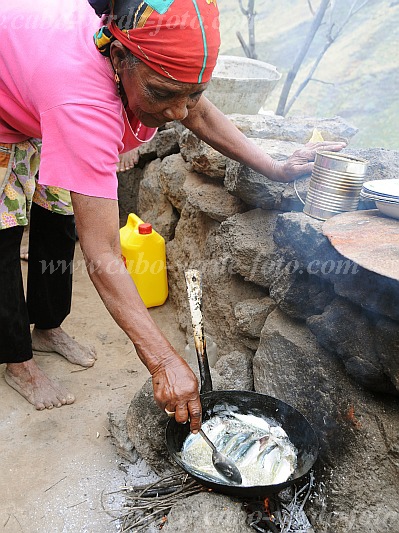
top-left (151, 357), bottom-right (202, 433)
top-left (274, 140), bottom-right (347, 183)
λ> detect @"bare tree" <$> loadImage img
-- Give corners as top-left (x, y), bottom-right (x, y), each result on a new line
top-left (276, 0), bottom-right (370, 117)
top-left (237, 0), bottom-right (257, 59)
top-left (276, 0), bottom-right (330, 116)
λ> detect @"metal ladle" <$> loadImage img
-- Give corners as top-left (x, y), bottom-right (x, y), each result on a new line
top-left (198, 428), bottom-right (243, 485)
top-left (185, 269), bottom-right (243, 486)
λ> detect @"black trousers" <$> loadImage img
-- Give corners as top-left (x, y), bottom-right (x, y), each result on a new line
top-left (0, 203), bottom-right (76, 364)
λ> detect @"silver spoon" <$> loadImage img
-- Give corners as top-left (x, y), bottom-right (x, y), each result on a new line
top-left (198, 428), bottom-right (243, 485)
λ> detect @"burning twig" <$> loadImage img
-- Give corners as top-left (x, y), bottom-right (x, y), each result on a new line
top-left (245, 475), bottom-right (315, 532)
top-left (278, 474), bottom-right (315, 533)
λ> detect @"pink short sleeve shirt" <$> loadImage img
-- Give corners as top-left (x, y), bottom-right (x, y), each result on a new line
top-left (0, 0), bottom-right (157, 199)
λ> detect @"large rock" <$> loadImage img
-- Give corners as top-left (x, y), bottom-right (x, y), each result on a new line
top-left (167, 204), bottom-right (267, 354)
top-left (269, 268), bottom-right (335, 320)
top-left (187, 181), bottom-right (247, 222)
top-left (179, 129), bottom-right (227, 178)
top-left (234, 297), bottom-right (276, 339)
top-left (153, 126), bottom-right (180, 159)
top-left (307, 298), bottom-right (398, 394)
top-left (159, 153), bottom-right (207, 212)
top-left (374, 316), bottom-right (399, 391)
top-left (107, 411), bottom-right (138, 463)
top-left (253, 308), bottom-right (399, 533)
top-left (224, 139), bottom-right (303, 209)
top-left (253, 309), bottom-right (349, 459)
top-left (276, 176), bottom-right (311, 213)
top-left (126, 378), bottom-right (179, 476)
top-left (163, 492), bottom-right (253, 533)
top-left (345, 147), bottom-right (399, 182)
top-left (273, 211), bottom-right (341, 268)
top-left (213, 351), bottom-right (254, 391)
top-left (229, 114), bottom-right (358, 143)
top-left (137, 124), bottom-right (181, 162)
top-left (166, 202), bottom-right (225, 338)
top-left (137, 158), bottom-right (179, 240)
top-left (220, 209), bottom-right (281, 288)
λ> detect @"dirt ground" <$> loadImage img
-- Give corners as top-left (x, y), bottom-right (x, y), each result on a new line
top-left (0, 240), bottom-right (187, 533)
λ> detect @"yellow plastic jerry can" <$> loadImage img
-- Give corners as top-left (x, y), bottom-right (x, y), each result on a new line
top-left (120, 214), bottom-right (168, 308)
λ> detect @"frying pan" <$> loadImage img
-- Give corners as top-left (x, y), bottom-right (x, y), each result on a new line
top-left (166, 391), bottom-right (319, 498)
top-left (165, 271), bottom-right (319, 498)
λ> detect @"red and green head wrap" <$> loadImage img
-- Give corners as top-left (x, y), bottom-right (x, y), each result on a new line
top-left (94, 0), bottom-right (221, 84)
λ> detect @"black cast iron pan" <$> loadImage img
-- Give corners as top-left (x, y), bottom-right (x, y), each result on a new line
top-left (166, 389), bottom-right (319, 498)
top-left (165, 270), bottom-right (319, 498)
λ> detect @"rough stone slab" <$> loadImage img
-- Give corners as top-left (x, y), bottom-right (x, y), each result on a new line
top-left (180, 128), bottom-right (227, 178)
top-left (345, 147), bottom-right (399, 182)
top-left (254, 308), bottom-right (347, 459)
top-left (126, 378), bottom-right (179, 476)
top-left (163, 492), bottom-right (253, 533)
top-left (137, 126), bottom-right (180, 161)
top-left (167, 205), bottom-right (266, 355)
top-left (276, 176), bottom-right (310, 212)
top-left (221, 209), bottom-right (281, 288)
top-left (229, 114), bottom-right (358, 143)
top-left (138, 158), bottom-right (179, 240)
top-left (187, 181), bottom-right (247, 222)
top-left (224, 138), bottom-right (303, 209)
top-left (375, 317), bottom-right (399, 391)
top-left (136, 138), bottom-right (158, 161)
top-left (159, 153), bottom-right (205, 212)
top-left (213, 351), bottom-right (254, 391)
top-left (332, 267), bottom-right (399, 321)
top-left (107, 411), bottom-right (138, 463)
top-left (323, 209), bottom-right (399, 281)
top-left (306, 297), bottom-right (398, 394)
top-left (234, 297), bottom-right (276, 338)
top-left (154, 127), bottom-right (180, 159)
top-left (270, 269), bottom-right (335, 320)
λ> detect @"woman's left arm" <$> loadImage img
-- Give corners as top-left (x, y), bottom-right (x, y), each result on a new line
top-left (182, 96), bottom-right (346, 183)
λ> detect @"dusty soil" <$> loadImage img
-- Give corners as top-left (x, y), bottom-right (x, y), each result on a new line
top-left (0, 241), bottom-right (186, 533)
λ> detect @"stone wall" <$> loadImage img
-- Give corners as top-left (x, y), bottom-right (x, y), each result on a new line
top-left (119, 114), bottom-right (399, 532)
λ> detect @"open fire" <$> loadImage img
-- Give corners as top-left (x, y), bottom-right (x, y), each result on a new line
top-left (244, 475), bottom-right (315, 532)
top-left (114, 472), bottom-right (315, 532)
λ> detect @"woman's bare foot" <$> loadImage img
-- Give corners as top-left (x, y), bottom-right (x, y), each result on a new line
top-left (5, 359), bottom-right (75, 410)
top-left (117, 148), bottom-right (140, 172)
top-left (32, 327), bottom-right (97, 368)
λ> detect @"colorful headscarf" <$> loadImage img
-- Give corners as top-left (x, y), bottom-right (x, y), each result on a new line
top-left (93, 0), bottom-right (220, 84)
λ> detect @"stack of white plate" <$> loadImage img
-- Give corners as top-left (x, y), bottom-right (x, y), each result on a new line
top-left (361, 179), bottom-right (399, 219)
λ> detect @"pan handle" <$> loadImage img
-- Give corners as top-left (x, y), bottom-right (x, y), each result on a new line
top-left (184, 270), bottom-right (213, 394)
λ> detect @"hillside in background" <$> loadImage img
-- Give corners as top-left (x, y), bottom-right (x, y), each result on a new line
top-left (218, 0), bottom-right (399, 149)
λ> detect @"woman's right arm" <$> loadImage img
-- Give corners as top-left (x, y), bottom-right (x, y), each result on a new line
top-left (70, 191), bottom-right (202, 432)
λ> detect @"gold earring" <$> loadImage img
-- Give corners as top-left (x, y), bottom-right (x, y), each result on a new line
top-left (114, 69), bottom-right (122, 97)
